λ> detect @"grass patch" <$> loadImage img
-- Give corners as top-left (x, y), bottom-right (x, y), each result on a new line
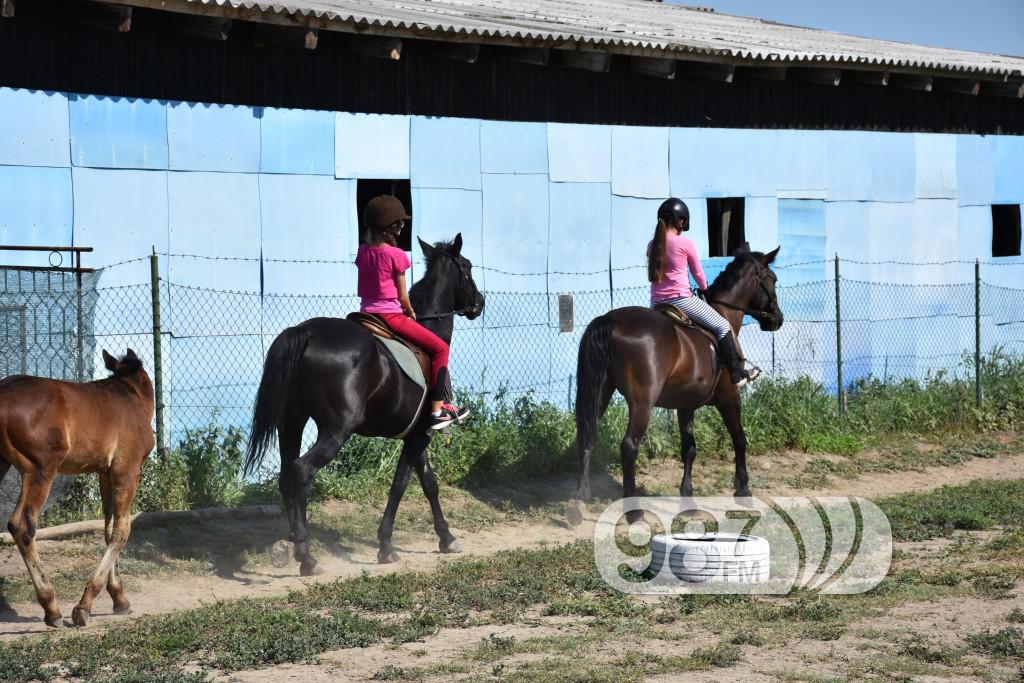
top-left (878, 479), bottom-right (1024, 541)
top-left (968, 627), bottom-right (1024, 659)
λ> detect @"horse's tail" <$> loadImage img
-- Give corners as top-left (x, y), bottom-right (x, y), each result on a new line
top-left (243, 325), bottom-right (310, 477)
top-left (573, 314), bottom-right (614, 499)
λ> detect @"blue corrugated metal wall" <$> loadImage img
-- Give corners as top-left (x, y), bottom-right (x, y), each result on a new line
top-left (1, 86), bottom-right (1022, 428)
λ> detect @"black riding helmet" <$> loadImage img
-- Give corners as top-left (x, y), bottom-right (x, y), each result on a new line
top-left (658, 197), bottom-right (690, 231)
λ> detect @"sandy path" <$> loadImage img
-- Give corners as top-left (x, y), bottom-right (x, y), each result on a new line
top-left (2, 449), bottom-right (1021, 639)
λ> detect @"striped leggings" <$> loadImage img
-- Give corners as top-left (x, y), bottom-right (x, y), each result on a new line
top-left (653, 294), bottom-right (732, 340)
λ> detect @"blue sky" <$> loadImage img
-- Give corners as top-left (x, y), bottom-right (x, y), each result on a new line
top-left (668, 0), bottom-right (1024, 57)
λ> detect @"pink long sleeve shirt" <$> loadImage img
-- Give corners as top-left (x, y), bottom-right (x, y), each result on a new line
top-left (648, 232), bottom-right (708, 303)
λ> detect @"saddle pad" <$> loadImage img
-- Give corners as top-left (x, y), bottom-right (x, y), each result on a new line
top-left (374, 336), bottom-right (429, 438)
top-left (375, 336), bottom-right (428, 392)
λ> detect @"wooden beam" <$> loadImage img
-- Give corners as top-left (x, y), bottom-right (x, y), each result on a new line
top-left (427, 42), bottom-right (480, 64)
top-left (981, 80), bottom-right (1024, 98)
top-left (843, 70), bottom-right (890, 87)
top-left (559, 50), bottom-right (611, 73)
top-left (1, 0), bottom-right (13, 19)
top-left (933, 77), bottom-right (980, 96)
top-left (679, 62), bottom-right (735, 83)
top-left (790, 68), bottom-right (842, 87)
top-left (889, 73), bottom-right (933, 92)
top-left (344, 34), bottom-right (402, 60)
top-left (164, 14), bottom-right (232, 41)
top-left (252, 24), bottom-right (318, 50)
top-left (629, 55), bottom-right (676, 80)
top-left (741, 66), bottom-right (787, 81)
top-left (53, 0), bottom-right (132, 32)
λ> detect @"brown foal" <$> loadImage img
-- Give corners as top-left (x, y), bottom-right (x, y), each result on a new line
top-left (0, 349), bottom-right (154, 627)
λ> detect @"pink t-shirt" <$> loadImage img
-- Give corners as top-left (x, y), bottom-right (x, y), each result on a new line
top-left (648, 232), bottom-right (708, 302)
top-left (356, 244), bottom-right (412, 314)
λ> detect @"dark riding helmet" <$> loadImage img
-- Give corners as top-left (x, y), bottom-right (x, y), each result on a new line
top-left (658, 198), bottom-right (690, 231)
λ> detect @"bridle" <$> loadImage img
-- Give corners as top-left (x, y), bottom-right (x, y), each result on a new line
top-left (706, 260), bottom-right (779, 323)
top-left (415, 251), bottom-right (481, 321)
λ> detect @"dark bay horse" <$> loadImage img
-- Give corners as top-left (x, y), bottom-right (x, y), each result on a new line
top-left (243, 235), bottom-right (484, 574)
top-left (570, 245), bottom-right (783, 521)
top-left (0, 349), bottom-right (155, 627)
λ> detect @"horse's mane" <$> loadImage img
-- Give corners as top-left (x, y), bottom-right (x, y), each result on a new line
top-left (706, 251), bottom-right (764, 297)
top-left (423, 239), bottom-right (457, 268)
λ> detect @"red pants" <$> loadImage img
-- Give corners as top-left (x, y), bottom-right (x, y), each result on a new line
top-left (379, 312), bottom-right (450, 392)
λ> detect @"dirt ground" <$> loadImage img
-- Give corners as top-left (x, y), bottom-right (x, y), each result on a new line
top-left (2, 438), bottom-right (1023, 681)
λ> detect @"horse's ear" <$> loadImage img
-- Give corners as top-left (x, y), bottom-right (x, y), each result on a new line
top-left (762, 246), bottom-right (780, 265)
top-left (733, 242), bottom-right (750, 257)
top-left (102, 350), bottom-right (118, 372)
top-left (418, 237), bottom-right (435, 260)
top-left (452, 232), bottom-right (463, 256)
top-left (125, 348), bottom-right (139, 361)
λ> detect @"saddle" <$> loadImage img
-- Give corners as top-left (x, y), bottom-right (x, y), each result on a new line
top-left (653, 303), bottom-right (720, 349)
top-left (346, 312), bottom-right (432, 385)
top-left (346, 313), bottom-right (432, 438)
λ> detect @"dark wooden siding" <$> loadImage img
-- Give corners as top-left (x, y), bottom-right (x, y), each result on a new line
top-left (2, 1), bottom-right (1022, 134)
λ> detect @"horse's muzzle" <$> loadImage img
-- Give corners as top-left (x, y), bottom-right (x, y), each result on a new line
top-left (759, 309), bottom-right (784, 332)
top-left (465, 293), bottom-right (485, 320)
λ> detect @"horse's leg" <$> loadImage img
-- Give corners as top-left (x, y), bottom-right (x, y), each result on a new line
top-left (408, 431), bottom-right (460, 555)
top-left (621, 401), bottom-right (652, 523)
top-left (8, 466), bottom-right (61, 626)
top-left (99, 473), bottom-right (131, 615)
top-left (276, 415), bottom-right (305, 554)
top-left (377, 440), bottom-right (416, 564)
top-left (678, 409), bottom-right (698, 497)
top-left (715, 393), bottom-right (751, 498)
top-left (72, 459), bottom-right (143, 627)
top-left (290, 426), bottom-right (352, 576)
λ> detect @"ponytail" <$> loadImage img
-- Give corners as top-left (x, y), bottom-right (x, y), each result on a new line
top-left (648, 217), bottom-right (669, 283)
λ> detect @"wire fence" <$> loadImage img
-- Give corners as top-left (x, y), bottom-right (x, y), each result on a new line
top-left (2, 255), bottom-right (1022, 459)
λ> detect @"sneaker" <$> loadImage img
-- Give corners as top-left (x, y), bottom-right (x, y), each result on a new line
top-left (429, 404), bottom-right (470, 431)
top-left (442, 402), bottom-right (471, 423)
top-left (746, 366), bottom-right (762, 382)
top-left (729, 369), bottom-right (750, 388)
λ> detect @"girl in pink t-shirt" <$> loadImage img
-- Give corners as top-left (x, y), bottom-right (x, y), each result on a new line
top-left (357, 195), bottom-right (469, 430)
top-left (647, 198), bottom-right (753, 387)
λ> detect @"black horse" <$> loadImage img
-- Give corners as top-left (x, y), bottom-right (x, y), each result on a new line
top-left (244, 235), bottom-right (485, 574)
top-left (570, 245), bottom-right (783, 524)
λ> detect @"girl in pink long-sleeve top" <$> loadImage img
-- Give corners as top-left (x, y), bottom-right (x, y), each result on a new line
top-left (647, 197), bottom-right (753, 387)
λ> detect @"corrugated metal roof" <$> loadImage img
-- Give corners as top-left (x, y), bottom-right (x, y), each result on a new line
top-left (160, 0), bottom-right (1024, 78)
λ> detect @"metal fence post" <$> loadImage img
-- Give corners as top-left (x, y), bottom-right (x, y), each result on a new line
top-left (835, 255), bottom-right (844, 422)
top-left (975, 258), bottom-right (982, 407)
top-left (150, 250), bottom-right (166, 454)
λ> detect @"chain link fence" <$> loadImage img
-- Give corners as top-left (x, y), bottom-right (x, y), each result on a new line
top-left (3, 255), bottom-right (1023, 462)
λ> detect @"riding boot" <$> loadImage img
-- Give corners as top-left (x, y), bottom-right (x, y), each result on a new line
top-left (718, 334), bottom-right (750, 387)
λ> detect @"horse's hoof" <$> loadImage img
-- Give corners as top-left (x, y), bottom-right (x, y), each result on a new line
top-left (566, 500), bottom-right (586, 527)
top-left (269, 540), bottom-right (292, 568)
top-left (734, 491), bottom-right (755, 507)
top-left (377, 550), bottom-right (400, 564)
top-left (112, 602), bottom-right (131, 615)
top-left (440, 539), bottom-right (463, 554)
top-left (44, 614), bottom-right (63, 629)
top-left (71, 607), bottom-right (89, 628)
top-left (298, 559), bottom-right (320, 577)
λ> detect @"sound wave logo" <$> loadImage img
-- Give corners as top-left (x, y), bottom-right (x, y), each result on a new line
top-left (593, 496), bottom-right (892, 595)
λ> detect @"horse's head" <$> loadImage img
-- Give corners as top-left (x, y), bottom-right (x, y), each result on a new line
top-left (102, 348), bottom-right (144, 377)
top-left (714, 244), bottom-right (784, 332)
top-left (417, 233), bottom-right (486, 320)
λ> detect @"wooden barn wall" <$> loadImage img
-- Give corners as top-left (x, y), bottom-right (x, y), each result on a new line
top-left (1, 1), bottom-right (1022, 134)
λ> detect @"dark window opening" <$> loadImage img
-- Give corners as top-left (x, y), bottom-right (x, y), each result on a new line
top-left (992, 204), bottom-right (1021, 257)
top-left (357, 179), bottom-right (413, 252)
top-left (706, 198), bottom-right (746, 257)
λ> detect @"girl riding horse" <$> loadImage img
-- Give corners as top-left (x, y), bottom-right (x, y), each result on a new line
top-left (647, 197), bottom-right (757, 387)
top-left (356, 195), bottom-right (469, 430)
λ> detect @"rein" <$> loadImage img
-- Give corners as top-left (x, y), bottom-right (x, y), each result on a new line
top-left (414, 251), bottom-right (478, 321)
